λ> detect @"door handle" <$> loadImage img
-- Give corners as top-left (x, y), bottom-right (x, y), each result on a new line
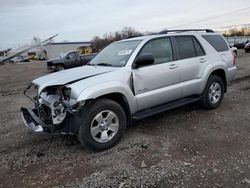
top-left (169, 64), bottom-right (178, 69)
top-left (200, 58), bottom-right (207, 63)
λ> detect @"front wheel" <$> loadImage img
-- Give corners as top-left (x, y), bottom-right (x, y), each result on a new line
top-left (56, 65), bottom-right (64, 71)
top-left (201, 75), bottom-right (225, 110)
top-left (78, 99), bottom-right (126, 151)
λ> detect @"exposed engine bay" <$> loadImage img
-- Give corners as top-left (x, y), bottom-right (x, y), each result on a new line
top-left (23, 84), bottom-right (84, 133)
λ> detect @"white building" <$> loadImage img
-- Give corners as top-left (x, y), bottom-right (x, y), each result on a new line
top-left (43, 42), bottom-right (91, 59)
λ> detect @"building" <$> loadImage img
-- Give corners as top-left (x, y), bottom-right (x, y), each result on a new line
top-left (43, 42), bottom-right (91, 59)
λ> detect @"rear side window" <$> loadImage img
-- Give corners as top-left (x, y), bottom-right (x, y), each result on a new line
top-left (202, 35), bottom-right (229, 52)
top-left (175, 36), bottom-right (197, 59)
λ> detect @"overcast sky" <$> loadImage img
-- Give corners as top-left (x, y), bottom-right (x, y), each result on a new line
top-left (0, 0), bottom-right (249, 49)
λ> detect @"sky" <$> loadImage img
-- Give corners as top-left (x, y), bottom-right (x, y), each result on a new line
top-left (0, 0), bottom-right (250, 49)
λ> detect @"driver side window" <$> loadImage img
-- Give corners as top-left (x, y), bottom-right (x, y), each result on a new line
top-left (139, 38), bottom-right (173, 65)
top-left (67, 52), bottom-right (77, 59)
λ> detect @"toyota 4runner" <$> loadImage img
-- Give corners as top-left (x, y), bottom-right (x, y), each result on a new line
top-left (21, 29), bottom-right (237, 151)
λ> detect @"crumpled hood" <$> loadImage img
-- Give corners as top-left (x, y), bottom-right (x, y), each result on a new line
top-left (32, 65), bottom-right (119, 93)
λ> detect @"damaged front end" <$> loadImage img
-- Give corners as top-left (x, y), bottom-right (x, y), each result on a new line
top-left (21, 84), bottom-right (84, 134)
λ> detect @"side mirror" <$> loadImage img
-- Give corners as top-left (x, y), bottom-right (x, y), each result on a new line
top-left (133, 53), bottom-right (154, 69)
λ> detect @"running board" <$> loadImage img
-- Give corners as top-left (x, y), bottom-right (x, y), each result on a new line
top-left (133, 96), bottom-right (200, 120)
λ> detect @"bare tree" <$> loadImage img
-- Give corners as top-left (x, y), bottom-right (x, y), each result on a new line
top-left (91, 27), bottom-right (143, 50)
top-left (223, 27), bottom-right (250, 37)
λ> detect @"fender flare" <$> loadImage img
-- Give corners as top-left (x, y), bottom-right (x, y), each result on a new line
top-left (76, 81), bottom-right (137, 113)
top-left (200, 62), bottom-right (227, 94)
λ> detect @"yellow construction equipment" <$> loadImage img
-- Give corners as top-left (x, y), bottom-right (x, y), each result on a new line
top-left (77, 46), bottom-right (98, 55)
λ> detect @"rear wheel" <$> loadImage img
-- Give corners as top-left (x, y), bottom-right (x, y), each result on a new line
top-left (78, 99), bottom-right (126, 151)
top-left (201, 75), bottom-right (224, 110)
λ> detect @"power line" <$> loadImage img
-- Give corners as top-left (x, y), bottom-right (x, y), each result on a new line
top-left (169, 6), bottom-right (250, 29)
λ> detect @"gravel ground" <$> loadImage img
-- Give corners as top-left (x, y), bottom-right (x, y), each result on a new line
top-left (0, 50), bottom-right (250, 188)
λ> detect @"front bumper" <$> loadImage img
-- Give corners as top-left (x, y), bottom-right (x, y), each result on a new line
top-left (227, 66), bottom-right (237, 83)
top-left (20, 107), bottom-right (49, 133)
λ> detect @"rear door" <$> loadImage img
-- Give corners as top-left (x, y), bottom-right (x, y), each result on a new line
top-left (173, 36), bottom-right (207, 97)
top-left (133, 37), bottom-right (182, 111)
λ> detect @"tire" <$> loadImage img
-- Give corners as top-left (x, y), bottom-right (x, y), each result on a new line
top-left (47, 66), bottom-right (52, 72)
top-left (245, 49), bottom-right (250, 53)
top-left (56, 65), bottom-right (64, 71)
top-left (78, 99), bottom-right (126, 151)
top-left (201, 75), bottom-right (225, 110)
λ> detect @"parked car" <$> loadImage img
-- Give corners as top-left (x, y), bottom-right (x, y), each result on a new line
top-left (21, 29), bottom-right (237, 151)
top-left (10, 56), bottom-right (24, 63)
top-left (244, 42), bottom-right (250, 53)
top-left (234, 40), bottom-right (249, 49)
top-left (47, 51), bottom-right (97, 71)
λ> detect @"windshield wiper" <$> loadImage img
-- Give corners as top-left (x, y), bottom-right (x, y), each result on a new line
top-left (95, 63), bottom-right (113, 67)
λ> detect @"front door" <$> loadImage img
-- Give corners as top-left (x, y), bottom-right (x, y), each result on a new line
top-left (133, 37), bottom-right (182, 111)
top-left (65, 52), bottom-right (79, 68)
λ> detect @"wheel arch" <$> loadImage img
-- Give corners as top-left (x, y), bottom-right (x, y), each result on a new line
top-left (76, 81), bottom-right (136, 113)
top-left (201, 64), bottom-right (228, 94)
top-left (67, 91), bottom-right (133, 135)
top-left (210, 69), bottom-right (227, 93)
top-left (96, 92), bottom-right (132, 126)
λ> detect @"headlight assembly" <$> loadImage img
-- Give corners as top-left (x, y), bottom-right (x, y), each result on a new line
top-left (62, 87), bottom-right (71, 100)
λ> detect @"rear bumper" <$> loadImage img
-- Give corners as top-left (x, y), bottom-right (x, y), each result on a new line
top-left (20, 107), bottom-right (49, 133)
top-left (227, 66), bottom-right (237, 82)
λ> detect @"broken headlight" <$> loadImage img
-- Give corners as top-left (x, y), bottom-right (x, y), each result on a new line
top-left (62, 87), bottom-right (71, 100)
top-left (24, 83), bottom-right (38, 101)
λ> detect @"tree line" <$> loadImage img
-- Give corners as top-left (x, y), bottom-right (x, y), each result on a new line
top-left (31, 26), bottom-right (250, 52)
top-left (91, 26), bottom-right (143, 50)
top-left (222, 27), bottom-right (250, 37)
top-left (91, 26), bottom-right (250, 50)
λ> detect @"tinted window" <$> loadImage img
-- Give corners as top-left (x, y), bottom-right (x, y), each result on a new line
top-left (202, 35), bottom-right (229, 52)
top-left (193, 38), bottom-right (205, 56)
top-left (81, 55), bottom-right (93, 64)
top-left (175, 36), bottom-right (197, 59)
top-left (139, 38), bottom-right (173, 65)
top-left (81, 55), bottom-right (93, 61)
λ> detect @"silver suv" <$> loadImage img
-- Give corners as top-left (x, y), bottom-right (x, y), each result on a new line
top-left (21, 29), bottom-right (237, 151)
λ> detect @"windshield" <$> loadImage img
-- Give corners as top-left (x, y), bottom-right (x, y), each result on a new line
top-left (89, 40), bottom-right (142, 67)
top-left (59, 52), bottom-right (67, 58)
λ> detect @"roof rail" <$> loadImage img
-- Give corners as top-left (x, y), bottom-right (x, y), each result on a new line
top-left (159, 29), bottom-right (214, 34)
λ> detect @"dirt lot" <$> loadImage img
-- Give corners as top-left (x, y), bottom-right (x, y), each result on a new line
top-left (0, 50), bottom-right (250, 188)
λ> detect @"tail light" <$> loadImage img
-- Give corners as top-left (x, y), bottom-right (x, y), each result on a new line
top-left (232, 51), bottom-right (236, 65)
top-left (232, 52), bottom-right (236, 65)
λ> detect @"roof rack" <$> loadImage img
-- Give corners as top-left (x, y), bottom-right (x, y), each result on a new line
top-left (159, 29), bottom-right (214, 34)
